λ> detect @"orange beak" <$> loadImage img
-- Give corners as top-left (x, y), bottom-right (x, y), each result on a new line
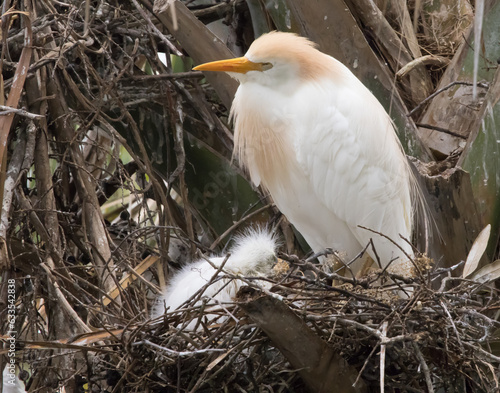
top-left (193, 57), bottom-right (265, 74)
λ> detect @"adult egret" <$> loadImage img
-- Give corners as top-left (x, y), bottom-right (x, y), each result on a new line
top-left (152, 228), bottom-right (278, 327)
top-left (194, 32), bottom-right (421, 277)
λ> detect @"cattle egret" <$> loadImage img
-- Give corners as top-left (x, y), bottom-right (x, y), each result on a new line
top-left (152, 228), bottom-right (278, 326)
top-left (194, 32), bottom-right (422, 277)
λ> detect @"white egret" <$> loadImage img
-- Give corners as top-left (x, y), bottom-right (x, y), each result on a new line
top-left (152, 228), bottom-right (278, 327)
top-left (194, 32), bottom-right (422, 277)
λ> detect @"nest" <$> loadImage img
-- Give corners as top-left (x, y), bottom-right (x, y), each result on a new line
top-left (13, 253), bottom-right (499, 392)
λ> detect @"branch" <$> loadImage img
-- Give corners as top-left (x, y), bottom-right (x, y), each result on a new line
top-left (0, 105), bottom-right (45, 119)
top-left (238, 288), bottom-right (367, 393)
top-left (134, 339), bottom-right (225, 357)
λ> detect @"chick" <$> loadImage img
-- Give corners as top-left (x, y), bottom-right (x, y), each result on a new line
top-left (152, 228), bottom-right (279, 328)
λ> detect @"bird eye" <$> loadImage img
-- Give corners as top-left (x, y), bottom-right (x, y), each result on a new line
top-left (260, 62), bottom-right (273, 71)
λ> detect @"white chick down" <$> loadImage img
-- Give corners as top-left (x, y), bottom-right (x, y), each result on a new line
top-left (152, 228), bottom-right (279, 326)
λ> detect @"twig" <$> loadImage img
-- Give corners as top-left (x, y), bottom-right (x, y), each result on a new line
top-left (212, 298), bottom-right (240, 324)
top-left (210, 203), bottom-right (274, 249)
top-left (415, 123), bottom-right (467, 139)
top-left (0, 105), bottom-right (45, 119)
top-left (431, 261), bottom-right (465, 278)
top-left (305, 315), bottom-right (416, 344)
top-left (463, 342), bottom-right (500, 363)
top-left (134, 339), bottom-right (225, 357)
top-left (290, 274), bottom-right (392, 309)
top-left (379, 321), bottom-right (388, 393)
top-left (126, 71), bottom-right (204, 81)
top-left (358, 225), bottom-right (422, 276)
top-left (412, 342), bottom-right (434, 393)
top-left (130, 0), bottom-right (182, 56)
top-left (397, 55), bottom-right (450, 79)
top-left (353, 343), bottom-right (379, 388)
top-left (368, 238), bottom-right (382, 270)
top-left (439, 300), bottom-right (464, 352)
top-left (40, 262), bottom-right (92, 334)
top-left (0, 128), bottom-right (27, 241)
top-left (408, 81), bottom-right (489, 117)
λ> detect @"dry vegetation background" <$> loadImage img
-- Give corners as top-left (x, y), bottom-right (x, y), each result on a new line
top-left (0, 0), bottom-right (500, 392)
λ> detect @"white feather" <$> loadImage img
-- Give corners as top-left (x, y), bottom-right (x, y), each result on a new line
top-left (229, 32), bottom-right (417, 276)
top-left (152, 228), bottom-right (278, 327)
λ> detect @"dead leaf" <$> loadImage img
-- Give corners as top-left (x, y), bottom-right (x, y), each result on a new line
top-left (470, 259), bottom-right (500, 283)
top-left (70, 328), bottom-right (124, 345)
top-left (206, 346), bottom-right (235, 371)
top-left (102, 254), bottom-right (159, 306)
top-left (463, 224), bottom-right (491, 278)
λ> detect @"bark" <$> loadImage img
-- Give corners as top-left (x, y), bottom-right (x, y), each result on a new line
top-left (238, 287), bottom-right (367, 393)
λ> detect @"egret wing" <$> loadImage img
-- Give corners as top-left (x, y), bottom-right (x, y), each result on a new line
top-left (294, 74), bottom-right (413, 264)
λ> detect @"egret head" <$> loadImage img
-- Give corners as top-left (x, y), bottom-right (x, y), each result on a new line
top-left (193, 32), bottom-right (334, 89)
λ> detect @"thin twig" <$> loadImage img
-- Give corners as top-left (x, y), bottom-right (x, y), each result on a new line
top-left (130, 0), bottom-right (182, 56)
top-left (412, 342), bottom-right (435, 393)
top-left (134, 339), bottom-right (225, 357)
top-left (440, 300), bottom-right (464, 352)
top-left (126, 71), bottom-right (204, 81)
top-left (40, 262), bottom-right (92, 334)
top-left (358, 225), bottom-right (422, 277)
top-left (396, 55), bottom-right (450, 79)
top-left (0, 105), bottom-right (45, 119)
top-left (210, 203), bottom-right (274, 249)
top-left (380, 321), bottom-right (388, 393)
top-left (415, 123), bottom-right (467, 139)
top-left (408, 81), bottom-right (489, 117)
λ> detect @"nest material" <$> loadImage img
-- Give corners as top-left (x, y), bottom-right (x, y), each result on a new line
top-left (129, 264), bottom-right (500, 392)
top-left (14, 256), bottom-right (499, 392)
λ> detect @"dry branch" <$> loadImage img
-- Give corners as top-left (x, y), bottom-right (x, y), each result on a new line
top-left (238, 287), bottom-right (367, 393)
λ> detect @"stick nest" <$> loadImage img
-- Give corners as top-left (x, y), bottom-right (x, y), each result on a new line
top-left (15, 254), bottom-right (500, 392)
